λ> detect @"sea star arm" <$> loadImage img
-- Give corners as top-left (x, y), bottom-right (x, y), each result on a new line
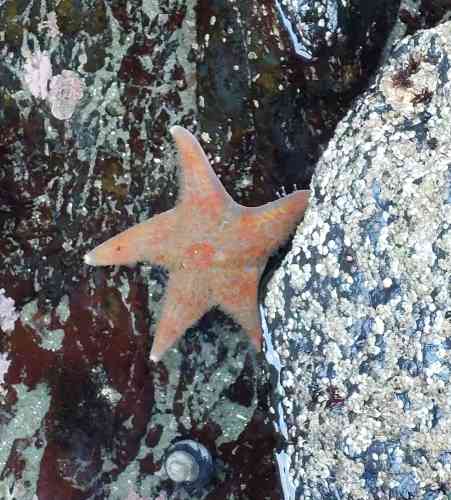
top-left (150, 270), bottom-right (210, 362)
top-left (237, 189), bottom-right (310, 261)
top-left (84, 208), bottom-right (178, 267)
top-left (215, 267), bottom-right (262, 351)
top-left (170, 126), bottom-right (235, 213)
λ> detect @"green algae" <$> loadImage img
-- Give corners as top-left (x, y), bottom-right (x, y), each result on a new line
top-left (55, 0), bottom-right (82, 35)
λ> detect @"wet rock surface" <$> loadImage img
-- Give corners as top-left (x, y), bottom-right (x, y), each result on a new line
top-left (196, 0), bottom-right (399, 205)
top-left (264, 20), bottom-right (451, 500)
top-left (0, 0), bottom-right (441, 498)
top-left (398, 0), bottom-right (451, 35)
top-left (0, 1), bottom-right (279, 498)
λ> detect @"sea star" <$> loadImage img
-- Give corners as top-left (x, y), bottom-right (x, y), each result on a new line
top-left (84, 126), bottom-right (309, 362)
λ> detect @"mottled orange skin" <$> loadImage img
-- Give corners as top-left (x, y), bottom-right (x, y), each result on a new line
top-left (84, 126), bottom-right (309, 361)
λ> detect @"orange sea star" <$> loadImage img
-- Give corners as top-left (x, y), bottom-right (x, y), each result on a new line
top-left (84, 126), bottom-right (309, 361)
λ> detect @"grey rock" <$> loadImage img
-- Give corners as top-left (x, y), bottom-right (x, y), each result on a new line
top-left (263, 20), bottom-right (451, 500)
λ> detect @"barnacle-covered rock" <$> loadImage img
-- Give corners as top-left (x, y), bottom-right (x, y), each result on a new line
top-left (398, 0), bottom-right (451, 35)
top-left (264, 20), bottom-right (451, 499)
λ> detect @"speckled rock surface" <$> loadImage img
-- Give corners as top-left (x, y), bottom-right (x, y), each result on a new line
top-left (263, 21), bottom-right (451, 500)
top-left (0, 1), bottom-right (280, 499)
top-left (196, 0), bottom-right (398, 203)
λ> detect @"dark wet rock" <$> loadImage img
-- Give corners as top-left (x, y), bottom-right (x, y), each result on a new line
top-left (0, 0), bottom-right (280, 499)
top-left (275, 0), bottom-right (400, 92)
top-left (197, 0), bottom-right (398, 210)
top-left (264, 20), bottom-right (451, 499)
top-left (383, 1), bottom-right (451, 65)
top-left (0, 0), bottom-right (433, 499)
top-left (398, 0), bottom-right (451, 35)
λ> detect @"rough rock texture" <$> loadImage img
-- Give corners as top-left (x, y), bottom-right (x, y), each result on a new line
top-left (264, 20), bottom-right (451, 500)
top-left (1, 0), bottom-right (443, 498)
top-left (0, 0), bottom-right (402, 495)
top-left (196, 0), bottom-right (398, 203)
top-left (398, 0), bottom-right (451, 36)
top-left (0, 1), bottom-right (280, 499)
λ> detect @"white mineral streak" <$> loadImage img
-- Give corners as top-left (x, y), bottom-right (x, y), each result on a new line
top-left (264, 21), bottom-right (451, 499)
